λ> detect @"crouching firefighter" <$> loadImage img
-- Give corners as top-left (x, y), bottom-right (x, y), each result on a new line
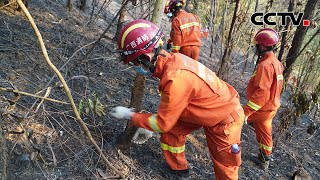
top-left (243, 28), bottom-right (284, 170)
top-left (110, 19), bottom-right (244, 180)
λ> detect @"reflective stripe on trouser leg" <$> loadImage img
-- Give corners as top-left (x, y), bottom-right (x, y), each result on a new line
top-left (249, 111), bottom-right (276, 156)
top-left (160, 121), bottom-right (201, 170)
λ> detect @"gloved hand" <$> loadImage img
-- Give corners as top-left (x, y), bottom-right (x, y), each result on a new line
top-left (109, 106), bottom-right (134, 119)
top-left (166, 43), bottom-right (172, 50)
top-left (132, 128), bottom-right (154, 144)
top-left (244, 116), bottom-right (248, 124)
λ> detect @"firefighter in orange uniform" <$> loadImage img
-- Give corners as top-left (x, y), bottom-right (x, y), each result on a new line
top-left (110, 19), bottom-right (244, 179)
top-left (243, 28), bottom-right (284, 170)
top-left (164, 0), bottom-right (201, 61)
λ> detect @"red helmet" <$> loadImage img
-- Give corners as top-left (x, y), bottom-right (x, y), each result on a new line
top-left (118, 19), bottom-right (163, 64)
top-left (164, 0), bottom-right (185, 14)
top-left (253, 28), bottom-right (279, 48)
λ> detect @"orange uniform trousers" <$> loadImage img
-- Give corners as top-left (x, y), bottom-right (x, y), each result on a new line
top-left (160, 108), bottom-right (244, 180)
top-left (247, 110), bottom-right (276, 156)
top-left (179, 45), bottom-right (200, 61)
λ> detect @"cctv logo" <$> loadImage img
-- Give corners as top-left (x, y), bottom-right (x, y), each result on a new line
top-left (251, 13), bottom-right (310, 26)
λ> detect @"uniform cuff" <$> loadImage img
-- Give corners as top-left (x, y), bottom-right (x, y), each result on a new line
top-left (131, 113), bottom-right (153, 131)
top-left (243, 105), bottom-right (255, 117)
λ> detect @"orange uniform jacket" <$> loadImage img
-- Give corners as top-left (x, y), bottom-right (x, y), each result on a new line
top-left (132, 51), bottom-right (241, 133)
top-left (170, 10), bottom-right (201, 53)
top-left (243, 52), bottom-right (284, 116)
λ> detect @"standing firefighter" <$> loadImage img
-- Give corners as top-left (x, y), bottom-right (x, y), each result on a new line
top-left (164, 0), bottom-right (201, 61)
top-left (110, 19), bottom-right (244, 179)
top-left (243, 28), bottom-right (284, 170)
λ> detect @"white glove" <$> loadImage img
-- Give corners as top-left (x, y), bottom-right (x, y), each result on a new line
top-left (109, 106), bottom-right (134, 119)
top-left (244, 116), bottom-right (248, 124)
top-left (132, 128), bottom-right (154, 144)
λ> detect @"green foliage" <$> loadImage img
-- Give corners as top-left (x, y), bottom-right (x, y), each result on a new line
top-left (78, 93), bottom-right (106, 117)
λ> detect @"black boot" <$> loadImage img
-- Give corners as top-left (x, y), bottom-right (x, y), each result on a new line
top-left (258, 151), bottom-right (271, 171)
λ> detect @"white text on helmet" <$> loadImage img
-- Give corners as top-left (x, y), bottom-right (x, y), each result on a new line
top-left (128, 34), bottom-right (150, 49)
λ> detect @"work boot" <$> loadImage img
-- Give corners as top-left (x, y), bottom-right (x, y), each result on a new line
top-left (258, 151), bottom-right (271, 171)
top-left (173, 169), bottom-right (190, 180)
top-left (259, 159), bottom-right (270, 171)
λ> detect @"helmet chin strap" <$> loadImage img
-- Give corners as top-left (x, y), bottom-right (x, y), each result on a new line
top-left (254, 45), bottom-right (275, 71)
top-left (139, 46), bottom-right (166, 74)
top-left (254, 45), bottom-right (263, 71)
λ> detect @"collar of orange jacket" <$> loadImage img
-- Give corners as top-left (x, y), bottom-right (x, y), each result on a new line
top-left (259, 51), bottom-right (276, 63)
top-left (175, 9), bottom-right (187, 17)
top-left (153, 50), bottom-right (172, 79)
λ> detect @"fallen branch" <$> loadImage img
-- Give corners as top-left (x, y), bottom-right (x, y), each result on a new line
top-left (0, 1), bottom-right (16, 10)
top-left (35, 87), bottom-right (52, 112)
top-left (16, 0), bottom-right (125, 178)
top-left (0, 87), bottom-right (68, 105)
top-left (47, 140), bottom-right (57, 167)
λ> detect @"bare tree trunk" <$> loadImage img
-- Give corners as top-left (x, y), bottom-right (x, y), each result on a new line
top-left (218, 0), bottom-right (240, 80)
top-left (242, 0), bottom-right (259, 73)
top-left (116, 75), bottom-right (145, 151)
top-left (264, 0), bottom-right (273, 14)
top-left (139, 0), bottom-right (144, 14)
top-left (214, 1), bottom-right (228, 52)
top-left (278, 0), bottom-right (294, 62)
top-left (116, 0), bottom-right (166, 151)
top-left (185, 0), bottom-right (191, 12)
top-left (80, 0), bottom-right (86, 11)
top-left (283, 0), bottom-right (318, 80)
top-left (193, 0), bottom-right (198, 13)
top-left (148, 0), bottom-right (151, 20)
top-left (209, 0), bottom-right (217, 57)
top-left (114, 0), bottom-right (127, 41)
top-left (67, 0), bottom-right (72, 11)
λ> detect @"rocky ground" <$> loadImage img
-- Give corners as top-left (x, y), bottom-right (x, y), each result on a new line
top-left (0, 0), bottom-right (319, 179)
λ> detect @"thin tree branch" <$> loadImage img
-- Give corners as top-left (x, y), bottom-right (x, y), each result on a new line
top-left (0, 87), bottom-right (68, 104)
top-left (296, 28), bottom-right (320, 59)
top-left (80, 0), bottom-right (129, 63)
top-left (16, 1), bottom-right (125, 178)
top-left (0, 1), bottom-right (16, 10)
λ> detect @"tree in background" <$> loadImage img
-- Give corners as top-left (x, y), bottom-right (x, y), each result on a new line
top-left (277, 0), bottom-right (294, 62)
top-left (113, 0), bottom-right (128, 40)
top-left (116, 0), bottom-right (167, 151)
top-left (209, 0), bottom-right (217, 57)
top-left (218, 0), bottom-right (239, 80)
top-left (283, 0), bottom-right (319, 80)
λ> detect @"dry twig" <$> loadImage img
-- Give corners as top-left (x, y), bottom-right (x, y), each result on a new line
top-left (35, 87), bottom-right (52, 113)
top-left (16, 1), bottom-right (125, 178)
top-left (0, 87), bottom-right (68, 104)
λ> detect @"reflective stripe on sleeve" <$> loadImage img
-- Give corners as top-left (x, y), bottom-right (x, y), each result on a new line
top-left (172, 46), bottom-right (181, 50)
top-left (251, 71), bottom-right (257, 77)
top-left (148, 114), bottom-right (162, 133)
top-left (259, 143), bottom-right (272, 151)
top-left (180, 22), bottom-right (200, 30)
top-left (247, 101), bottom-right (261, 111)
top-left (198, 63), bottom-right (206, 80)
top-left (161, 143), bottom-right (185, 154)
top-left (277, 75), bottom-right (283, 80)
